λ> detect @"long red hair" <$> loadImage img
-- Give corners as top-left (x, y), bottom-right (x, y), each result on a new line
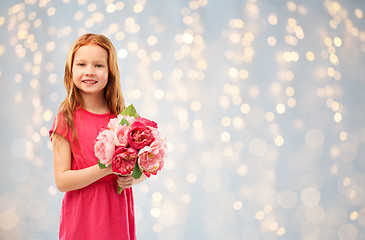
top-left (52, 33), bottom-right (125, 143)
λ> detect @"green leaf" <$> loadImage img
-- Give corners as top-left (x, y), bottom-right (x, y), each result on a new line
top-left (132, 161), bottom-right (142, 179)
top-left (120, 104), bottom-right (139, 118)
top-left (117, 186), bottom-right (124, 194)
top-left (98, 159), bottom-right (107, 169)
top-left (119, 118), bottom-right (130, 126)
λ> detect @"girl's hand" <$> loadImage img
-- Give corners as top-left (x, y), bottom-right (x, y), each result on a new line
top-left (116, 175), bottom-right (134, 189)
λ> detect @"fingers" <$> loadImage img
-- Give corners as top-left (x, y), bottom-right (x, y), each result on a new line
top-left (116, 175), bottom-right (134, 188)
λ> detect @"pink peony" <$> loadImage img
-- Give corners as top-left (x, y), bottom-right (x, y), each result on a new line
top-left (112, 147), bottom-right (138, 175)
top-left (128, 122), bottom-right (155, 149)
top-left (134, 117), bottom-right (158, 128)
top-left (138, 140), bottom-right (167, 177)
top-left (113, 124), bottom-right (129, 147)
top-left (94, 129), bottom-right (115, 166)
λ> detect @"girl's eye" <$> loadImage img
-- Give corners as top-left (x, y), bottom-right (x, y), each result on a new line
top-left (77, 63), bottom-right (85, 66)
top-left (96, 64), bottom-right (104, 68)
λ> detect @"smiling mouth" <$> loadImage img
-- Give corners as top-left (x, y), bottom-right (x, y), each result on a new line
top-left (82, 80), bottom-right (97, 84)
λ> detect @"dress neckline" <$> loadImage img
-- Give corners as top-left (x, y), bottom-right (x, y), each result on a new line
top-left (80, 107), bottom-right (111, 118)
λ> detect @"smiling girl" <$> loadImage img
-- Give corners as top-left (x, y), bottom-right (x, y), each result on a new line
top-left (49, 33), bottom-right (146, 240)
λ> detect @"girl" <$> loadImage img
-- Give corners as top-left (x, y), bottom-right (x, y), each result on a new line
top-left (49, 33), bottom-right (147, 239)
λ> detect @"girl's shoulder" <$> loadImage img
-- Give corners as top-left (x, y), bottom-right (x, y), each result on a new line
top-left (49, 111), bottom-right (71, 140)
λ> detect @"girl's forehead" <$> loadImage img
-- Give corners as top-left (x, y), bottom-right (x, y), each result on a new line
top-left (74, 44), bottom-right (108, 60)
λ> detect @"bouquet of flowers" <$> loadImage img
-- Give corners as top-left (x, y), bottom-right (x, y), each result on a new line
top-left (94, 104), bottom-right (167, 193)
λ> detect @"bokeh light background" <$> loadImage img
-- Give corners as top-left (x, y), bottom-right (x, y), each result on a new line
top-left (1, 0), bottom-right (365, 239)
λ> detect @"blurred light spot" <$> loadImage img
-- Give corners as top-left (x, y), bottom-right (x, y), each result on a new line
top-left (221, 117), bottom-right (231, 127)
top-left (269, 222), bottom-right (279, 231)
top-left (359, 208), bottom-right (365, 226)
top-left (285, 86), bottom-right (295, 97)
top-left (42, 110), bottom-right (53, 121)
top-left (305, 205), bottom-right (326, 223)
top-left (237, 164), bottom-right (248, 176)
top-left (239, 69), bottom-right (249, 79)
top-left (246, 2), bottom-right (259, 15)
top-left (350, 211), bottom-right (359, 221)
top-left (147, 35), bottom-right (158, 46)
top-left (229, 18), bottom-right (244, 28)
top-left (182, 32), bottom-right (194, 44)
top-left (337, 224), bottom-right (358, 240)
top-left (163, 178), bottom-right (176, 192)
top-left (219, 95), bottom-right (230, 108)
top-left (40, 127), bottom-right (48, 137)
top-left (265, 112), bottom-right (275, 122)
top-left (276, 103), bottom-right (286, 114)
top-left (221, 131), bottom-right (231, 142)
top-left (117, 49), bottom-right (128, 59)
top-left (15, 74), bottom-right (22, 83)
top-left (153, 224), bottom-right (163, 233)
top-left (108, 23), bottom-right (119, 33)
top-left (233, 201), bottom-right (243, 210)
top-left (154, 89), bottom-right (164, 99)
top-left (0, 210), bottom-right (19, 230)
top-left (355, 9), bottom-right (363, 19)
top-left (106, 4), bottom-right (116, 13)
top-left (114, 32), bottom-right (124, 41)
top-left (274, 136), bottom-right (284, 146)
top-left (14, 92), bottom-right (22, 104)
top-left (30, 78), bottom-right (39, 88)
top-left (248, 85), bottom-right (260, 97)
top-left (190, 101), bottom-right (202, 111)
top-left (255, 211), bottom-right (265, 220)
top-left (334, 112), bottom-right (342, 123)
top-left (139, 184), bottom-right (149, 194)
top-left (305, 129), bottom-right (324, 148)
top-left (48, 186), bottom-right (57, 195)
top-left (232, 117), bottom-right (244, 129)
top-left (267, 36), bottom-right (277, 46)
top-left (306, 51), bottom-right (315, 61)
top-left (160, 201), bottom-right (178, 227)
top-left (74, 10), bottom-right (84, 21)
top-left (276, 227), bottom-right (286, 236)
top-left (301, 187), bottom-right (321, 207)
top-left (287, 1), bottom-right (296, 11)
top-left (134, 3), bottom-right (144, 13)
top-left (181, 194), bottom-right (191, 204)
top-left (150, 208), bottom-right (161, 218)
top-left (186, 173), bottom-right (197, 183)
top-left (151, 51), bottom-right (161, 61)
top-left (287, 97), bottom-right (296, 108)
top-left (268, 14), bottom-right (278, 25)
top-left (248, 138), bottom-right (268, 157)
top-left (47, 7), bottom-right (56, 16)
top-left (334, 37), bottom-right (342, 47)
top-left (152, 192), bottom-right (163, 202)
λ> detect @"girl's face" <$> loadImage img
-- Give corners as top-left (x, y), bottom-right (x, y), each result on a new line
top-left (72, 44), bottom-right (109, 98)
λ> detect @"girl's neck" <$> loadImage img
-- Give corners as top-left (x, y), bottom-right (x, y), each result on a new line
top-left (80, 93), bottom-right (109, 114)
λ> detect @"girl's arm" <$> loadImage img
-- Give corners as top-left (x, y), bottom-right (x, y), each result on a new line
top-left (52, 134), bottom-right (113, 192)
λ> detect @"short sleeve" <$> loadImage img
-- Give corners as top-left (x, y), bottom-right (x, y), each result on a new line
top-left (49, 112), bottom-right (70, 142)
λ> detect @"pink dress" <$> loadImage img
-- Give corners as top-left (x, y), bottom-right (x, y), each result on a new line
top-left (49, 108), bottom-right (136, 240)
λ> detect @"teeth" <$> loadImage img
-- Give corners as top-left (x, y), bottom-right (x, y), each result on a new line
top-left (83, 80), bottom-right (97, 83)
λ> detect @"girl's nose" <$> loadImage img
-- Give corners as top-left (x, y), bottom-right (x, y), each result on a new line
top-left (85, 65), bottom-right (95, 75)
